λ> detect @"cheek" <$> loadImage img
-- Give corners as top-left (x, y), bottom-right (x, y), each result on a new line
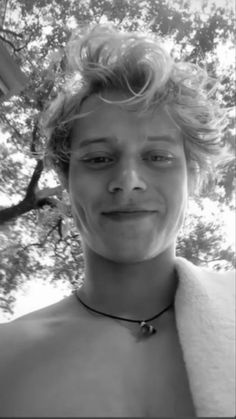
top-left (163, 167), bottom-right (188, 215)
top-left (69, 171), bottom-right (102, 230)
top-left (164, 162), bottom-right (187, 193)
top-left (70, 182), bottom-right (89, 222)
top-left (69, 168), bottom-right (86, 223)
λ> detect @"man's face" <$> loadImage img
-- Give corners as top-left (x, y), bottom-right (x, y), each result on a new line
top-left (68, 91), bottom-right (189, 263)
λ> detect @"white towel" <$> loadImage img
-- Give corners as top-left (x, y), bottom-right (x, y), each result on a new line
top-left (174, 257), bottom-right (235, 417)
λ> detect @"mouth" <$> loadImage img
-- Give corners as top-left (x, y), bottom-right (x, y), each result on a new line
top-left (102, 211), bottom-right (157, 221)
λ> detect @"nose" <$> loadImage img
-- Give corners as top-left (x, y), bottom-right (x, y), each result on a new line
top-left (108, 163), bottom-right (147, 194)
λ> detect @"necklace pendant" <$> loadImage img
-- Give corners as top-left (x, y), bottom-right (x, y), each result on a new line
top-left (140, 321), bottom-right (156, 336)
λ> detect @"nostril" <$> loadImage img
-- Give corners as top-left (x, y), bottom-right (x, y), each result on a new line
top-left (108, 177), bottom-right (147, 193)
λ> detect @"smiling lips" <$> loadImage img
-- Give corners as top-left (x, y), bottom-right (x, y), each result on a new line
top-left (102, 210), bottom-right (157, 221)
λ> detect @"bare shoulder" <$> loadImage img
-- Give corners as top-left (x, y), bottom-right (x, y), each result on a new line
top-left (0, 293), bottom-right (80, 358)
top-left (0, 293), bottom-right (101, 417)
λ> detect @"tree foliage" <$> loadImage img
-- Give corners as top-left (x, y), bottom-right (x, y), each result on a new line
top-left (0, 0), bottom-right (235, 316)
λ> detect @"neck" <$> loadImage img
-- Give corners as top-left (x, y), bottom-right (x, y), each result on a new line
top-left (78, 244), bottom-right (178, 320)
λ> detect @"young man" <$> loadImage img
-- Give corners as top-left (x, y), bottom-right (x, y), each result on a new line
top-left (0, 24), bottom-right (234, 417)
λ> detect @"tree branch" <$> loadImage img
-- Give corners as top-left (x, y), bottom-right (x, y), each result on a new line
top-left (1, 0), bottom-right (10, 25)
top-left (0, 27), bottom-right (23, 38)
top-left (0, 34), bottom-right (17, 51)
top-left (25, 159), bottom-right (44, 199)
top-left (36, 186), bottom-right (62, 200)
top-left (30, 121), bottom-right (39, 153)
top-left (14, 32), bottom-right (34, 52)
top-left (0, 156), bottom-right (62, 225)
top-left (21, 219), bottom-right (62, 251)
top-left (0, 198), bottom-right (38, 224)
top-left (0, 31), bottom-right (33, 52)
top-left (0, 114), bottom-right (22, 140)
top-left (0, 194), bottom-right (60, 225)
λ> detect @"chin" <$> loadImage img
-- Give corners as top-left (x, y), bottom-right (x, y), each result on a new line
top-left (100, 248), bottom-right (156, 264)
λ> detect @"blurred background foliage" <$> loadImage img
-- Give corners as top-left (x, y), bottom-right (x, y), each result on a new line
top-left (0, 0), bottom-right (235, 319)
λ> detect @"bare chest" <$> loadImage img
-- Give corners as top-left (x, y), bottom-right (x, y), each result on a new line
top-left (1, 317), bottom-right (196, 417)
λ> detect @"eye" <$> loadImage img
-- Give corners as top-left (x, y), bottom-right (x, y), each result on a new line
top-left (150, 155), bottom-right (172, 161)
top-left (143, 152), bottom-right (175, 165)
top-left (81, 154), bottom-right (114, 168)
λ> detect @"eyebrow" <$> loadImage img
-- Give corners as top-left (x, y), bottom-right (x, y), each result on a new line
top-left (77, 135), bottom-right (178, 148)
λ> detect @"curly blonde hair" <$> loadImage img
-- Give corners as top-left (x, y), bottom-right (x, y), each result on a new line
top-left (41, 23), bottom-right (231, 194)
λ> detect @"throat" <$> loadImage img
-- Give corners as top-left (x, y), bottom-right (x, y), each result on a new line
top-left (81, 246), bottom-right (179, 320)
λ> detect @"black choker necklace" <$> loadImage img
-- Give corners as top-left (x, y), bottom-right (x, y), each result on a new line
top-left (74, 290), bottom-right (174, 338)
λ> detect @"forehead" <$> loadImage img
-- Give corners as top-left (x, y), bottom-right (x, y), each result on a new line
top-left (71, 91), bottom-right (181, 142)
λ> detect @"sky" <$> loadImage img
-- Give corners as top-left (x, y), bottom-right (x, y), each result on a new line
top-left (0, 279), bottom-right (72, 323)
top-left (188, 0), bottom-right (234, 10)
top-left (169, 0), bottom-right (235, 11)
